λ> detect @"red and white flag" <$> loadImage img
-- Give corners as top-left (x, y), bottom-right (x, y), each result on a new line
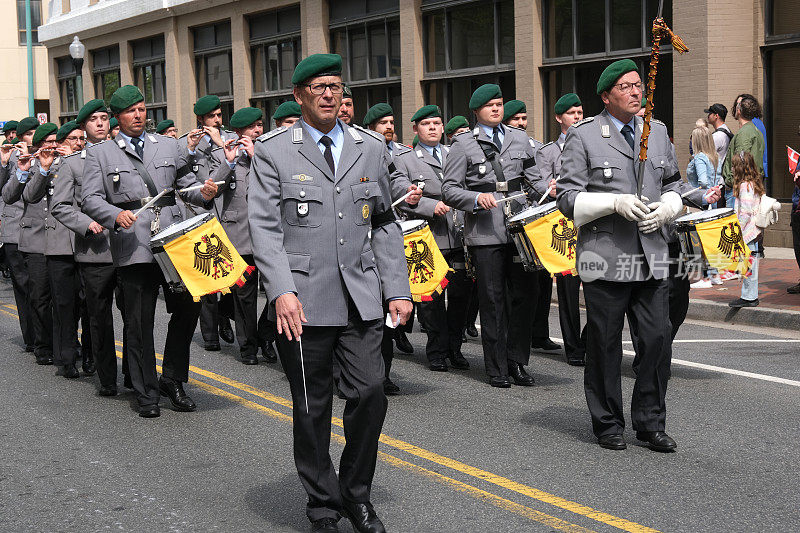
top-left (788, 145), bottom-right (800, 174)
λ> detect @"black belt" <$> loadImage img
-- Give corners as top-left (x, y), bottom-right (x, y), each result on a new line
top-left (470, 180), bottom-right (522, 194)
top-left (113, 195), bottom-right (176, 212)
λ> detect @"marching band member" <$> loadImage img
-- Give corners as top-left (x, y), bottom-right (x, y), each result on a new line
top-left (337, 84), bottom-right (355, 125)
top-left (156, 119), bottom-right (178, 138)
top-left (249, 53), bottom-right (413, 533)
top-left (442, 84), bottom-right (541, 388)
top-left (82, 85), bottom-right (218, 418)
top-left (272, 101), bottom-right (302, 128)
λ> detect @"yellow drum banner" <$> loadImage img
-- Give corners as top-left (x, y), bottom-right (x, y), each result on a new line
top-left (695, 214), bottom-right (752, 275)
top-left (163, 217), bottom-right (254, 301)
top-left (523, 209), bottom-right (577, 275)
top-left (403, 225), bottom-right (452, 302)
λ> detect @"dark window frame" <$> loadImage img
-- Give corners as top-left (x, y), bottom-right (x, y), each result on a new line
top-left (330, 15), bottom-right (401, 84)
top-left (250, 33), bottom-right (302, 98)
top-left (422, 72), bottom-right (516, 127)
top-left (193, 21), bottom-right (234, 120)
top-left (92, 46), bottom-right (121, 104)
top-left (133, 37), bottom-right (168, 124)
top-left (765, 0), bottom-right (800, 41)
top-left (16, 0), bottom-right (42, 46)
top-left (57, 57), bottom-right (79, 121)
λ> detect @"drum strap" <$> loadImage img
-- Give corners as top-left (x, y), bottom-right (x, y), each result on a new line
top-left (116, 142), bottom-right (159, 198)
top-left (476, 140), bottom-right (521, 193)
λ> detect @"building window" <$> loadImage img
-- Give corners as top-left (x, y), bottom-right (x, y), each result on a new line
top-left (423, 73), bottom-right (516, 129)
top-left (92, 46), bottom-right (120, 103)
top-left (330, 0), bottom-right (402, 137)
top-left (542, 0), bottom-right (673, 141)
top-left (249, 6), bottom-right (302, 128)
top-left (57, 57), bottom-right (78, 122)
top-left (194, 21), bottom-right (234, 125)
top-left (16, 0), bottom-right (42, 46)
top-left (768, 0), bottom-right (800, 37)
top-left (133, 36), bottom-right (168, 125)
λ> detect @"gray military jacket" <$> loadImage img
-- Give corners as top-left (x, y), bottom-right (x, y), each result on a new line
top-left (0, 154), bottom-right (23, 244)
top-left (249, 119), bottom-right (411, 327)
top-left (530, 135), bottom-right (565, 200)
top-left (556, 109), bottom-right (682, 282)
top-left (208, 146), bottom-right (253, 256)
top-left (391, 143), bottom-right (463, 251)
top-left (51, 149), bottom-right (113, 263)
top-left (81, 133), bottom-right (206, 267)
top-left (21, 157), bottom-right (77, 256)
top-left (441, 125), bottom-right (540, 246)
top-left (3, 160), bottom-right (47, 254)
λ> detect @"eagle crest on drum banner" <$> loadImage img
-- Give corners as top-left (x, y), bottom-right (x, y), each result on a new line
top-left (163, 217), bottom-right (255, 301)
top-left (524, 209), bottom-right (577, 275)
top-left (403, 225), bottom-right (452, 302)
top-left (694, 215), bottom-right (752, 275)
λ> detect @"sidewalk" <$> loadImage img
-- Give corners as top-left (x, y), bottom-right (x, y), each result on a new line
top-left (684, 247), bottom-right (800, 329)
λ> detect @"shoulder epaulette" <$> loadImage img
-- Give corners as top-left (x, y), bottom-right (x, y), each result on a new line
top-left (352, 124), bottom-right (384, 143)
top-left (651, 119), bottom-right (665, 127)
top-left (63, 151), bottom-right (81, 159)
top-left (394, 143), bottom-right (412, 155)
top-left (505, 124), bottom-right (525, 132)
top-left (257, 126), bottom-right (288, 143)
top-left (453, 129), bottom-right (471, 140)
top-left (573, 117), bottom-right (595, 128)
top-left (540, 141), bottom-right (556, 149)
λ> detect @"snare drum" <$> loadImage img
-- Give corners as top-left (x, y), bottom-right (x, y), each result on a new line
top-left (150, 212), bottom-right (213, 292)
top-left (399, 219), bottom-right (428, 236)
top-left (505, 203), bottom-right (558, 271)
top-left (674, 207), bottom-right (734, 268)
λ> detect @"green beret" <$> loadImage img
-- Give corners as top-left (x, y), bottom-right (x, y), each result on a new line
top-left (363, 103), bottom-right (393, 126)
top-left (76, 99), bottom-right (107, 124)
top-left (343, 84), bottom-right (352, 98)
top-left (194, 95), bottom-right (221, 116)
top-left (4, 138), bottom-right (21, 145)
top-left (469, 84), bottom-right (502, 110)
top-left (230, 107), bottom-right (263, 129)
top-left (445, 116), bottom-right (469, 136)
top-left (291, 53), bottom-right (342, 85)
top-left (32, 122), bottom-right (58, 145)
top-left (554, 93), bottom-right (582, 115)
top-left (411, 105), bottom-right (442, 123)
top-left (109, 118), bottom-right (119, 129)
top-left (155, 119), bottom-right (174, 134)
top-left (502, 100), bottom-right (526, 123)
top-left (641, 97), bottom-right (647, 108)
top-left (109, 85), bottom-right (144, 114)
top-left (16, 116), bottom-right (39, 136)
top-left (596, 59), bottom-right (639, 95)
top-left (3, 120), bottom-right (18, 133)
top-left (272, 101), bottom-right (302, 121)
top-left (56, 121), bottom-right (80, 142)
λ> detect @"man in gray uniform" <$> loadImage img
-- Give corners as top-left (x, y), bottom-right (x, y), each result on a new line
top-left (536, 92), bottom-right (587, 366)
top-left (557, 59), bottom-right (684, 452)
top-left (82, 85), bottom-right (218, 418)
top-left (0, 117), bottom-right (36, 356)
top-left (442, 84), bottom-right (540, 388)
top-left (249, 54), bottom-right (412, 533)
top-left (392, 104), bottom-right (471, 373)
top-left (4, 122), bottom-right (57, 368)
top-left (182, 94), bottom-right (236, 352)
top-left (52, 99), bottom-right (121, 395)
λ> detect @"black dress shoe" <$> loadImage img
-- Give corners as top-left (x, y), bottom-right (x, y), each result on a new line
top-left (465, 324), bottom-right (478, 338)
top-left (311, 517), bottom-right (340, 532)
top-left (341, 501), bottom-right (386, 533)
top-left (139, 406), bottom-right (160, 418)
top-left (394, 331), bottom-right (414, 354)
top-left (262, 342), bottom-right (278, 363)
top-left (566, 355), bottom-right (586, 366)
top-left (82, 355), bottom-right (96, 375)
top-left (447, 350), bottom-right (470, 370)
top-left (219, 321), bottom-right (235, 344)
top-left (24, 345), bottom-right (34, 353)
top-left (205, 341), bottom-right (221, 352)
top-left (728, 298), bottom-right (759, 308)
top-left (531, 337), bottom-right (561, 351)
top-left (241, 353), bottom-right (258, 365)
top-left (35, 354), bottom-right (54, 365)
top-left (429, 360), bottom-right (448, 372)
top-left (636, 431), bottom-right (677, 452)
top-left (158, 378), bottom-right (197, 412)
top-left (509, 362), bottom-right (534, 386)
top-left (123, 374), bottom-right (133, 389)
top-left (98, 385), bottom-right (118, 397)
top-left (598, 434), bottom-right (626, 450)
top-left (489, 376), bottom-right (511, 388)
top-left (62, 364), bottom-right (80, 379)
top-left (383, 378), bottom-right (400, 396)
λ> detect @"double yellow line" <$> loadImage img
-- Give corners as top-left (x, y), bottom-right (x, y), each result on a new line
top-left (1, 299), bottom-right (658, 532)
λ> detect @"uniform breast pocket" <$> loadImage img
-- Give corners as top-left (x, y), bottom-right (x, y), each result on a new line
top-left (648, 155), bottom-right (668, 181)
top-left (221, 209), bottom-right (238, 224)
top-left (589, 156), bottom-right (624, 183)
top-left (154, 158), bottom-right (176, 182)
top-left (350, 182), bottom-right (382, 226)
top-left (282, 183), bottom-right (323, 227)
top-left (107, 168), bottom-right (135, 194)
top-left (506, 151), bottom-right (528, 175)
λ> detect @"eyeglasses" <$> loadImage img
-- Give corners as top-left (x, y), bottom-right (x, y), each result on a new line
top-left (65, 135), bottom-right (83, 142)
top-left (304, 82), bottom-right (344, 95)
top-left (613, 81), bottom-right (643, 94)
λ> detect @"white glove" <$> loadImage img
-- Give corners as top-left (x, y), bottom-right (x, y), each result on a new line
top-left (613, 194), bottom-right (651, 222)
top-left (637, 191), bottom-right (682, 234)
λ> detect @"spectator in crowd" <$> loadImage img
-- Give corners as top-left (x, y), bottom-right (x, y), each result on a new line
top-left (722, 95), bottom-right (764, 207)
top-left (790, 168), bottom-right (800, 294)
top-left (731, 94), bottom-right (769, 186)
top-left (729, 151), bottom-right (765, 308)
top-left (687, 126), bottom-right (722, 288)
top-left (689, 118), bottom-right (713, 156)
top-left (706, 103), bottom-right (733, 172)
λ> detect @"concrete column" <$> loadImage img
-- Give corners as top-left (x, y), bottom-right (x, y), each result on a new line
top-left (119, 41), bottom-right (133, 87)
top-left (515, 0), bottom-right (544, 142)
top-left (399, 0), bottom-right (424, 145)
top-left (231, 11), bottom-right (251, 111)
top-left (166, 17), bottom-right (194, 133)
top-left (301, 0), bottom-right (330, 55)
top-left (47, 49), bottom-right (61, 119)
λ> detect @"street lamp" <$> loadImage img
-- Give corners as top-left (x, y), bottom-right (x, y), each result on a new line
top-left (69, 36), bottom-right (86, 108)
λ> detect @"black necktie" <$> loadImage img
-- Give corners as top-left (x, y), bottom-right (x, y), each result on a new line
top-left (131, 136), bottom-right (144, 159)
top-left (432, 147), bottom-right (440, 164)
top-left (621, 124), bottom-right (635, 151)
top-left (492, 127), bottom-right (502, 151)
top-left (319, 135), bottom-right (335, 175)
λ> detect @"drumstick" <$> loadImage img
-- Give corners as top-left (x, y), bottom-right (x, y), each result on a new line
top-left (298, 336), bottom-right (309, 414)
top-left (537, 176), bottom-right (561, 205)
top-left (391, 181), bottom-right (425, 208)
top-left (177, 180), bottom-right (225, 194)
top-left (133, 188), bottom-right (173, 217)
top-left (496, 192), bottom-right (528, 205)
top-left (680, 186), bottom-right (701, 198)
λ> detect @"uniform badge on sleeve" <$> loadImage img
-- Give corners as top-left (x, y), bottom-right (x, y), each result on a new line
top-left (478, 164), bottom-right (487, 174)
top-left (362, 204), bottom-right (370, 220)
